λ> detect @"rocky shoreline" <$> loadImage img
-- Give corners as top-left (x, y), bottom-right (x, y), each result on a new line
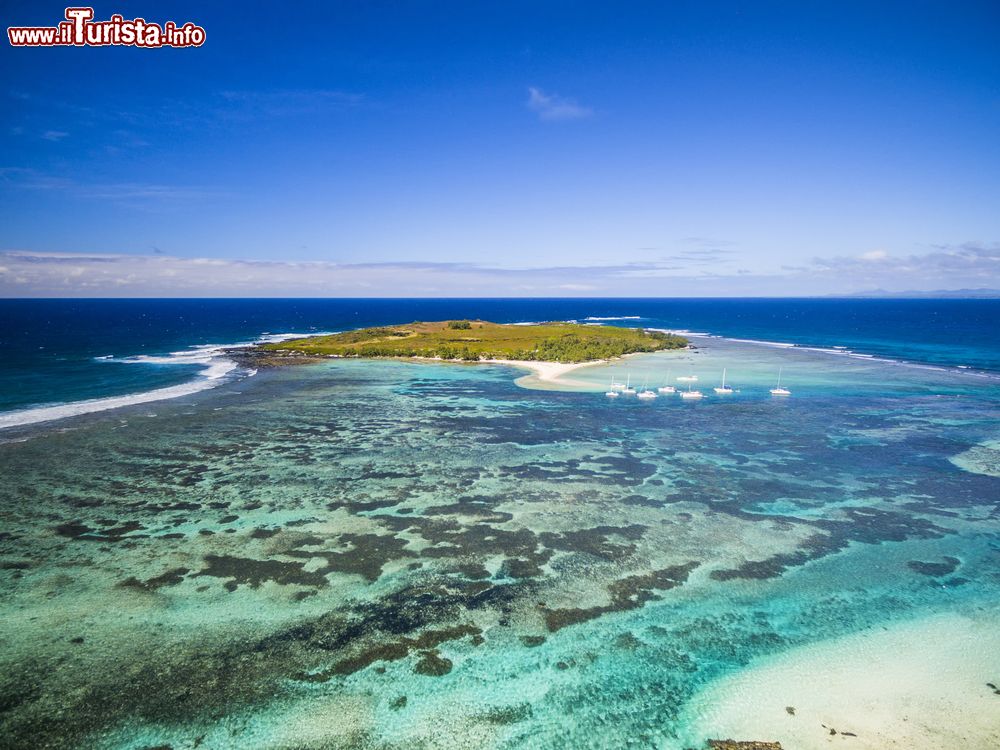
top-left (223, 345), bottom-right (329, 368)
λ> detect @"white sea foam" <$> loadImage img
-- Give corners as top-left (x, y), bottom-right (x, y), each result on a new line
top-left (0, 373), bottom-right (233, 430)
top-left (726, 337), bottom-right (797, 348)
top-left (0, 330), bottom-right (333, 431)
top-left (583, 315), bottom-right (643, 321)
top-left (800, 346), bottom-right (850, 355)
top-left (645, 327), bottom-right (997, 378)
top-left (646, 327), bottom-right (714, 338)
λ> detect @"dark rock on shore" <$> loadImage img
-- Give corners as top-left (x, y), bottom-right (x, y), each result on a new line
top-left (222, 346), bottom-right (326, 368)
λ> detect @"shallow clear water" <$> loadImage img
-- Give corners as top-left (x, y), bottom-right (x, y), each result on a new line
top-left (1, 338), bottom-right (998, 748)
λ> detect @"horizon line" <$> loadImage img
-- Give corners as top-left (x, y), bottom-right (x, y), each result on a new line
top-left (2, 294), bottom-right (999, 301)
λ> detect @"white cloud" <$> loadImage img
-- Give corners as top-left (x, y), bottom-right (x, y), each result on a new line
top-left (41, 130), bottom-right (68, 141)
top-left (526, 87), bottom-right (592, 121)
top-left (0, 243), bottom-right (997, 298)
top-left (859, 249), bottom-right (888, 261)
top-left (807, 242), bottom-right (1000, 292)
top-left (0, 251), bottom-right (731, 297)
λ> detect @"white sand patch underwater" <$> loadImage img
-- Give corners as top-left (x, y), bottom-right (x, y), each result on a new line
top-left (951, 439), bottom-right (1000, 478)
top-left (674, 610), bottom-right (1000, 750)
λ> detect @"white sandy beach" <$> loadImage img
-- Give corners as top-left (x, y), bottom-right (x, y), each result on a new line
top-left (676, 611), bottom-right (1000, 749)
top-left (482, 349), bottom-right (676, 387)
top-left (479, 358), bottom-right (603, 387)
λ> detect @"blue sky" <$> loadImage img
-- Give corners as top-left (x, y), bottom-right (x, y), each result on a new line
top-left (1, 0), bottom-right (999, 296)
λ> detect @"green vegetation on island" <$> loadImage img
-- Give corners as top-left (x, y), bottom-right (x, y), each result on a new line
top-left (262, 320), bottom-right (687, 363)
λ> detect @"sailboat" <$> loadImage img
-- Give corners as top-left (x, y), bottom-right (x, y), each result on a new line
top-left (605, 373), bottom-right (620, 398)
top-left (770, 367), bottom-right (791, 396)
top-left (658, 370), bottom-right (676, 394)
top-left (621, 372), bottom-right (636, 395)
top-left (677, 374), bottom-right (698, 382)
top-left (713, 368), bottom-right (734, 394)
top-left (637, 373), bottom-right (658, 399)
top-left (680, 382), bottom-right (704, 399)
top-left (609, 372), bottom-right (626, 391)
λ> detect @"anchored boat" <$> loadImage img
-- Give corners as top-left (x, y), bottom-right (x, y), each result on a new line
top-left (658, 370), bottom-right (676, 394)
top-left (714, 368), bottom-right (734, 394)
top-left (770, 367), bottom-right (791, 396)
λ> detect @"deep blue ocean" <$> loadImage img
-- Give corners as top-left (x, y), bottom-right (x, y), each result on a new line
top-left (1, 297), bottom-right (997, 415)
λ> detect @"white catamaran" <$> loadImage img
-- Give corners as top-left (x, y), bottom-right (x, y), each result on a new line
top-left (621, 372), bottom-right (636, 395)
top-left (605, 374), bottom-right (620, 397)
top-left (637, 374), bottom-right (658, 399)
top-left (680, 382), bottom-right (704, 399)
top-left (658, 370), bottom-right (676, 394)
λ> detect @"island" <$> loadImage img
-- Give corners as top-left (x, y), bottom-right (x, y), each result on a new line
top-left (248, 320), bottom-right (687, 377)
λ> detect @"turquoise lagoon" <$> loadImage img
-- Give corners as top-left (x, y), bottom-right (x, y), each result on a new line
top-left (1, 336), bottom-right (999, 749)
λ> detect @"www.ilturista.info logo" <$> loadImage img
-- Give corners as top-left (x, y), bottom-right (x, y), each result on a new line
top-left (8, 7), bottom-right (205, 48)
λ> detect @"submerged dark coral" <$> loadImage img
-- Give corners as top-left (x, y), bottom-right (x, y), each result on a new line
top-left (907, 556), bottom-right (961, 577)
top-left (543, 562), bottom-right (700, 632)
